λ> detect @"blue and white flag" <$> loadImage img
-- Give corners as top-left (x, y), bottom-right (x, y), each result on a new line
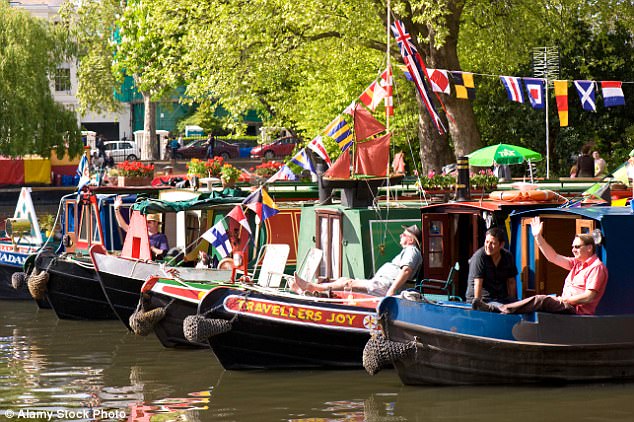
top-left (574, 80), bottom-right (596, 111)
top-left (523, 78), bottom-right (545, 109)
top-left (290, 149), bottom-right (316, 175)
top-left (500, 76), bottom-right (524, 103)
top-left (266, 165), bottom-right (298, 183)
top-left (201, 220), bottom-right (232, 259)
top-left (76, 154), bottom-right (90, 191)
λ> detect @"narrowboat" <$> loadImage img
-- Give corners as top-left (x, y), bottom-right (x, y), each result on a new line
top-left (366, 205), bottom-right (634, 385)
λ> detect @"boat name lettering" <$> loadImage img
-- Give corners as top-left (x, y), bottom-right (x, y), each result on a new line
top-left (225, 296), bottom-right (362, 328)
top-left (0, 251), bottom-right (26, 266)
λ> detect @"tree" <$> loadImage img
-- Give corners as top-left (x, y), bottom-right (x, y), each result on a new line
top-left (61, 0), bottom-right (184, 160)
top-left (0, 3), bottom-right (81, 158)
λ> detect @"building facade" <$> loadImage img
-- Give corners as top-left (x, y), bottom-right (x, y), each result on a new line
top-left (10, 0), bottom-right (132, 142)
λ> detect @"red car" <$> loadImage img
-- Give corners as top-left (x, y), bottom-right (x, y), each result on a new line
top-left (175, 139), bottom-right (240, 160)
top-left (250, 136), bottom-right (300, 159)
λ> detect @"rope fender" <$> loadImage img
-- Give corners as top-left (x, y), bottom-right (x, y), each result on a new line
top-left (11, 272), bottom-right (28, 290)
top-left (362, 333), bottom-right (417, 375)
top-left (183, 315), bottom-right (232, 343)
top-left (129, 306), bottom-right (166, 336)
top-left (27, 269), bottom-right (49, 300)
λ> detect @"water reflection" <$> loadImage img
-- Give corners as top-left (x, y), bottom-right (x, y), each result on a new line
top-left (2, 301), bottom-right (634, 421)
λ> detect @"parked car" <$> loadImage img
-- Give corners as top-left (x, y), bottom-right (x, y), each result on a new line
top-left (91, 141), bottom-right (140, 163)
top-left (174, 139), bottom-right (240, 160)
top-left (250, 136), bottom-right (300, 159)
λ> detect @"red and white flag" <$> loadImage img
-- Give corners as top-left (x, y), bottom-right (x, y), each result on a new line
top-left (426, 68), bottom-right (451, 94)
top-left (380, 66), bottom-right (394, 116)
top-left (358, 79), bottom-right (388, 111)
top-left (601, 81), bottom-right (625, 107)
top-left (227, 205), bottom-right (252, 235)
top-left (307, 135), bottom-right (331, 166)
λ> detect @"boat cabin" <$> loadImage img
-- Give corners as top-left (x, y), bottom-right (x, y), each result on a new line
top-left (509, 206), bottom-right (634, 315)
top-left (297, 202), bottom-right (423, 282)
top-left (417, 199), bottom-right (566, 300)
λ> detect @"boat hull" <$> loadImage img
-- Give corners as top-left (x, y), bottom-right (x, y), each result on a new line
top-left (376, 297), bottom-right (634, 385)
top-left (92, 251), bottom-right (231, 330)
top-left (35, 252), bottom-right (116, 320)
top-left (199, 286), bottom-right (380, 370)
top-left (387, 322), bottom-right (634, 385)
top-left (142, 282), bottom-right (210, 348)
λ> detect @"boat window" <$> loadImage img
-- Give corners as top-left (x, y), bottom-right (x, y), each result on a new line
top-left (91, 205), bottom-right (102, 244)
top-left (315, 210), bottom-right (342, 280)
top-left (185, 211), bottom-right (202, 252)
top-left (77, 204), bottom-right (89, 242)
top-left (428, 220), bottom-right (444, 268)
top-left (65, 201), bottom-right (76, 233)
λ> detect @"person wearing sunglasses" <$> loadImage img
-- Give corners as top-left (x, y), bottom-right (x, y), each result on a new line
top-left (473, 216), bottom-right (607, 315)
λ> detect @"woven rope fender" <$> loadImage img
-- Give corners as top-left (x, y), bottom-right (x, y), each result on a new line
top-left (129, 307), bottom-right (166, 336)
top-left (183, 315), bottom-right (232, 343)
top-left (11, 272), bottom-right (28, 290)
top-left (27, 269), bottom-right (48, 300)
top-left (362, 333), bottom-right (417, 375)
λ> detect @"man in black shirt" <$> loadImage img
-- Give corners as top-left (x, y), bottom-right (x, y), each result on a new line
top-left (467, 227), bottom-right (518, 310)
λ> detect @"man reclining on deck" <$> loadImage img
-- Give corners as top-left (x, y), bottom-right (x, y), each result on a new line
top-left (472, 217), bottom-right (608, 315)
top-left (289, 225), bottom-right (423, 297)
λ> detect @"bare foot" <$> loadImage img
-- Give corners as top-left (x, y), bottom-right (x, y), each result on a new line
top-left (293, 271), bottom-right (314, 293)
top-left (287, 274), bottom-right (301, 293)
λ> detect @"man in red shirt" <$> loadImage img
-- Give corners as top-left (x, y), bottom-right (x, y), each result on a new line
top-left (472, 216), bottom-right (608, 315)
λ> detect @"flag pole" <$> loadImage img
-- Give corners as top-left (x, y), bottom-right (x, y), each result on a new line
top-left (385, 0), bottom-right (392, 204)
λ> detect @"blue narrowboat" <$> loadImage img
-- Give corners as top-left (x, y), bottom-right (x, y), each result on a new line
top-left (366, 206), bottom-right (634, 385)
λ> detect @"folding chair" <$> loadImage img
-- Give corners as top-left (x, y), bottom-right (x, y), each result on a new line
top-left (280, 247), bottom-right (323, 289)
top-left (415, 262), bottom-right (461, 301)
top-left (252, 244), bottom-right (290, 288)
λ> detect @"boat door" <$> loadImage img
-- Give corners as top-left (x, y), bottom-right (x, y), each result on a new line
top-left (75, 195), bottom-right (105, 252)
top-left (421, 214), bottom-right (451, 280)
top-left (519, 215), bottom-right (595, 297)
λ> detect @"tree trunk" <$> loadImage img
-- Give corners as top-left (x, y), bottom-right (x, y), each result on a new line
top-left (141, 92), bottom-right (157, 160)
top-left (410, 0), bottom-right (482, 171)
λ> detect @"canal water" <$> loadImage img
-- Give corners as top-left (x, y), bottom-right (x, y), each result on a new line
top-left (1, 300), bottom-right (633, 421)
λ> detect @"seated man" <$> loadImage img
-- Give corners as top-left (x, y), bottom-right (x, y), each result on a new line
top-left (290, 225), bottom-right (422, 297)
top-left (466, 227), bottom-right (518, 308)
top-left (473, 217), bottom-right (608, 315)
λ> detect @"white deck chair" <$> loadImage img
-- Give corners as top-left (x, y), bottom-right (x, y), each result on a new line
top-left (252, 244), bottom-right (290, 288)
top-left (294, 247), bottom-right (323, 283)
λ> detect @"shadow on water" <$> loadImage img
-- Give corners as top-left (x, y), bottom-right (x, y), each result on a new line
top-left (1, 301), bottom-right (634, 421)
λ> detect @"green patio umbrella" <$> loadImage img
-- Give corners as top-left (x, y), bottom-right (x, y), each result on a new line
top-left (467, 144), bottom-right (543, 167)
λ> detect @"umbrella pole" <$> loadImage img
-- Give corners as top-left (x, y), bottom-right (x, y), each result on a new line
top-left (528, 159), bottom-right (534, 183)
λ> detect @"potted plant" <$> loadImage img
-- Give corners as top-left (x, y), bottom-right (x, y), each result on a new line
top-left (253, 161), bottom-right (283, 179)
top-left (116, 161), bottom-right (154, 186)
top-left (470, 169), bottom-right (498, 191)
top-left (220, 164), bottom-right (242, 188)
top-left (204, 156), bottom-right (225, 178)
top-left (186, 158), bottom-right (206, 189)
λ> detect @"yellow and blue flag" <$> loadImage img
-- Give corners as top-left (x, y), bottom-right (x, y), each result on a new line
top-left (243, 187), bottom-right (280, 224)
top-left (290, 149), bottom-right (316, 175)
top-left (324, 115), bottom-right (353, 152)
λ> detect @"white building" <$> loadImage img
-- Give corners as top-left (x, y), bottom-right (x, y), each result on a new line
top-left (9, 0), bottom-right (132, 142)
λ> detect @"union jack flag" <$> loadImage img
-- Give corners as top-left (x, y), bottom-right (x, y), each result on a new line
top-left (391, 20), bottom-right (446, 134)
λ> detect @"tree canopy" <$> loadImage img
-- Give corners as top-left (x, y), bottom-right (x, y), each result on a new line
top-left (64, 0), bottom-right (634, 175)
top-left (0, 3), bottom-right (81, 158)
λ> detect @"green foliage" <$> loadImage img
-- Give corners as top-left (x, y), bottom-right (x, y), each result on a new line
top-left (0, 3), bottom-right (81, 158)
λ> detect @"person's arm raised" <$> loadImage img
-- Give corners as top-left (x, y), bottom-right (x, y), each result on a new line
top-left (530, 217), bottom-right (572, 270)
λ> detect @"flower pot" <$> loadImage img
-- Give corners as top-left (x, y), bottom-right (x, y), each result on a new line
top-left (117, 175), bottom-right (153, 187)
top-left (221, 179), bottom-right (236, 189)
top-left (189, 175), bottom-right (200, 190)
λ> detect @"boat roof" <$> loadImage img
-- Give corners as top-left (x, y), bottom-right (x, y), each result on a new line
top-left (420, 199), bottom-right (565, 213)
top-left (511, 205), bottom-right (631, 221)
